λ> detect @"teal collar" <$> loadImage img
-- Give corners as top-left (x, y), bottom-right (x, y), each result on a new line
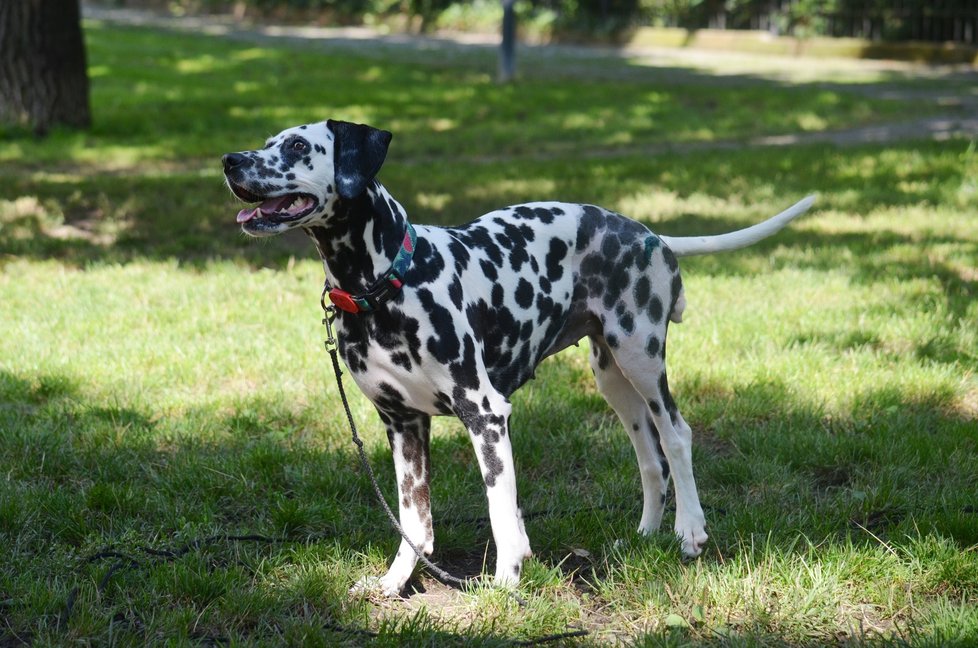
top-left (327, 223), bottom-right (417, 314)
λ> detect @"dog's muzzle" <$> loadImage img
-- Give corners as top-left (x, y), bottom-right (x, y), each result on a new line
top-left (223, 152), bottom-right (319, 229)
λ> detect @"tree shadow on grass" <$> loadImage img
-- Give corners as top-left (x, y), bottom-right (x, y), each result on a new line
top-left (4, 139), bottom-right (975, 283)
top-left (2, 356), bottom-right (976, 644)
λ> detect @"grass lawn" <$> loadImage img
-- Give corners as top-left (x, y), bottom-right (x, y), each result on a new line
top-left (1, 20), bottom-right (977, 647)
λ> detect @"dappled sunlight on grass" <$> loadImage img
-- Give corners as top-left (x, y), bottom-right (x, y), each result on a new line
top-left (620, 45), bottom-right (969, 87)
top-left (795, 112), bottom-right (830, 130)
top-left (229, 47), bottom-right (274, 63)
top-left (0, 22), bottom-right (923, 170)
top-left (175, 53), bottom-right (230, 74)
top-left (458, 177), bottom-right (559, 208)
top-left (62, 140), bottom-right (177, 167)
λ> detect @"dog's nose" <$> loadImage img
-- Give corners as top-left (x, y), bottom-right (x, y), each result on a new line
top-left (222, 153), bottom-right (248, 172)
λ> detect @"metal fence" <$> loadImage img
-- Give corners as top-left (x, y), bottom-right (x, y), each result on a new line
top-left (822, 3), bottom-right (977, 43)
top-left (698, 1), bottom-right (978, 45)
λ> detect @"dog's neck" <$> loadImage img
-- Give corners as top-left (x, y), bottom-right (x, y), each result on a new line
top-left (303, 181), bottom-right (411, 292)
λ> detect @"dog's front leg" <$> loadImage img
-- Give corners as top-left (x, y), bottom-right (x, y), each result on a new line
top-left (352, 411), bottom-right (433, 597)
top-left (458, 392), bottom-right (532, 588)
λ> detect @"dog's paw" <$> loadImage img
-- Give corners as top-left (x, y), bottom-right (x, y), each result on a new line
top-left (492, 536), bottom-right (531, 588)
top-left (493, 564), bottom-right (521, 589)
top-left (349, 573), bottom-right (406, 598)
top-left (676, 524), bottom-right (708, 559)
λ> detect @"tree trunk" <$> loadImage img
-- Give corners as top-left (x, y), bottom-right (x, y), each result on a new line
top-left (0, 0), bottom-right (91, 135)
top-left (498, 0), bottom-right (516, 83)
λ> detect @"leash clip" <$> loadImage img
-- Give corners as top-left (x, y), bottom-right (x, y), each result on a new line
top-left (320, 282), bottom-right (338, 352)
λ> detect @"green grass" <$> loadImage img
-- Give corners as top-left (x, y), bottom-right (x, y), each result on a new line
top-left (1, 20), bottom-right (977, 647)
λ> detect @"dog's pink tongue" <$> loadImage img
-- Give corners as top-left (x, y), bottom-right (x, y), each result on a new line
top-left (236, 195), bottom-right (293, 224)
top-left (236, 207), bottom-right (258, 223)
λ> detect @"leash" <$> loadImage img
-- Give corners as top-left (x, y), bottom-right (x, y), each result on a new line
top-left (320, 285), bottom-right (491, 598)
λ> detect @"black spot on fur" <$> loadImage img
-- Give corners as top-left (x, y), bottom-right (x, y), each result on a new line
top-left (619, 311), bottom-right (635, 334)
top-left (447, 238), bottom-right (471, 275)
top-left (491, 284), bottom-right (505, 308)
top-left (409, 237), bottom-right (446, 285)
top-left (545, 238), bottom-right (568, 282)
top-left (456, 226), bottom-right (503, 267)
top-left (604, 265), bottom-right (631, 310)
top-left (391, 352), bottom-right (412, 370)
top-left (479, 258), bottom-right (499, 282)
top-left (592, 339), bottom-right (611, 370)
top-left (649, 295), bottom-right (664, 323)
top-left (449, 334), bottom-right (480, 391)
top-left (418, 288), bottom-right (460, 364)
top-left (634, 276), bottom-right (650, 308)
top-left (580, 253), bottom-right (607, 279)
top-left (600, 234), bottom-right (621, 259)
top-left (662, 246), bottom-right (679, 273)
top-left (659, 372), bottom-right (678, 421)
top-left (534, 207), bottom-right (555, 224)
top-left (448, 275), bottom-right (464, 310)
top-left (515, 278), bottom-right (534, 309)
top-left (670, 274), bottom-right (683, 312)
top-left (481, 441), bottom-right (503, 487)
top-left (509, 246), bottom-right (530, 273)
top-left (375, 381), bottom-right (406, 413)
top-left (577, 206), bottom-right (603, 251)
top-left (646, 334), bottom-right (660, 357)
top-left (646, 416), bottom-right (669, 479)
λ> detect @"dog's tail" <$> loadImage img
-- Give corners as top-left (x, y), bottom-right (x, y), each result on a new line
top-left (660, 195), bottom-right (816, 258)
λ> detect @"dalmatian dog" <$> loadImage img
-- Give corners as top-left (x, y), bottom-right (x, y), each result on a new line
top-left (223, 119), bottom-right (814, 597)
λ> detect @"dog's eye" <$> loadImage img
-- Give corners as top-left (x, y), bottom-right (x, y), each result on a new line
top-left (291, 140), bottom-right (306, 152)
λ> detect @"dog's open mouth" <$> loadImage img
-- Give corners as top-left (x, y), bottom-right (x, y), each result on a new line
top-left (229, 181), bottom-right (318, 226)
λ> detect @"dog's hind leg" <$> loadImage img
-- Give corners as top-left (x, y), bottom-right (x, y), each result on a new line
top-left (606, 333), bottom-right (708, 558)
top-left (353, 411), bottom-right (433, 597)
top-left (588, 335), bottom-right (670, 534)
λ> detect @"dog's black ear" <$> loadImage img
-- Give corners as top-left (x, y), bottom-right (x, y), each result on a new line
top-left (327, 119), bottom-right (393, 199)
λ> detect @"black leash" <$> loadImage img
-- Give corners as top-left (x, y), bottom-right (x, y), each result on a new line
top-left (54, 287), bottom-right (589, 645)
top-left (320, 298), bottom-right (597, 645)
top-left (320, 292), bottom-right (485, 597)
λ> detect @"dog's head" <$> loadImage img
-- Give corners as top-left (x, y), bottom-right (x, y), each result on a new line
top-left (222, 119), bottom-right (392, 236)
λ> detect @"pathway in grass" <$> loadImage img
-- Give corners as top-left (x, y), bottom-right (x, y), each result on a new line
top-left (83, 3), bottom-right (978, 155)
